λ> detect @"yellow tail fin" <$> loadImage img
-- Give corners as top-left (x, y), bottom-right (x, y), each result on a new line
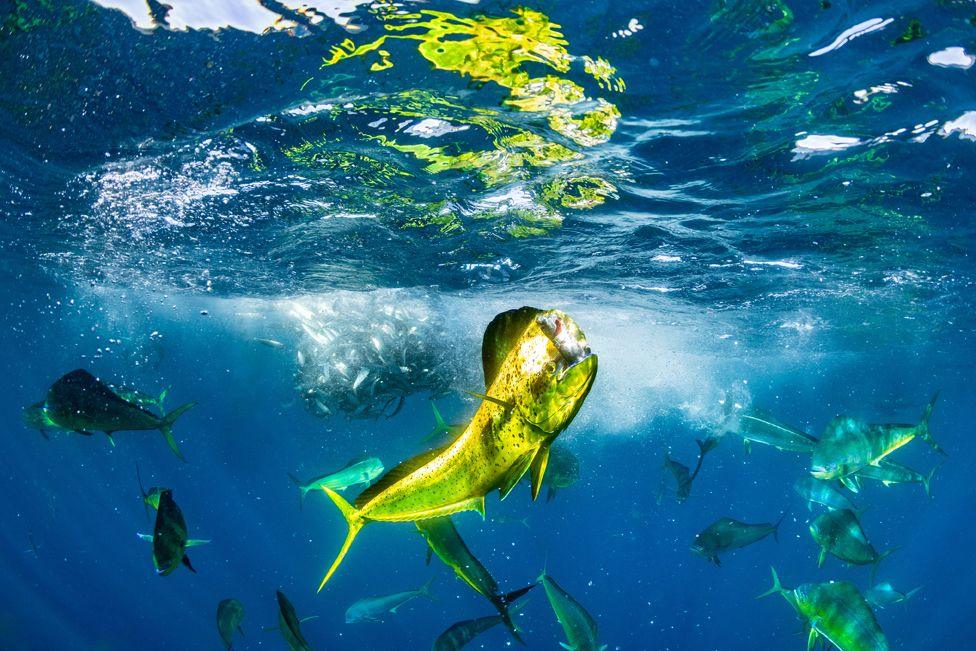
top-left (318, 487), bottom-right (364, 592)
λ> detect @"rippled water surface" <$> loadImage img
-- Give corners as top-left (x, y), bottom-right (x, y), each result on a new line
top-left (1, 1), bottom-right (975, 649)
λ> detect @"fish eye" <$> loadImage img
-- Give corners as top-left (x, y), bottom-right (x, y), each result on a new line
top-left (544, 361), bottom-right (557, 374)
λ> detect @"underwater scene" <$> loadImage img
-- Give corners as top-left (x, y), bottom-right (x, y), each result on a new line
top-left (2, 0), bottom-right (975, 649)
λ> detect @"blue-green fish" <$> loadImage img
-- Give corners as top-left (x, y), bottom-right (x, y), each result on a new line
top-left (539, 569), bottom-right (606, 651)
top-left (794, 477), bottom-right (856, 512)
top-left (660, 436), bottom-right (718, 504)
top-left (758, 567), bottom-right (889, 651)
top-left (811, 394), bottom-right (942, 483)
top-left (345, 578), bottom-right (435, 623)
top-left (864, 582), bottom-right (921, 609)
top-left (417, 516), bottom-right (533, 641)
top-left (42, 369), bottom-right (195, 461)
top-left (543, 443), bottom-right (580, 502)
top-left (136, 463), bottom-right (169, 521)
top-left (691, 515), bottom-right (783, 566)
top-left (271, 590), bottom-right (317, 651)
top-left (432, 602), bottom-right (529, 651)
top-left (142, 489), bottom-right (209, 575)
top-left (853, 459), bottom-right (937, 497)
top-left (216, 598), bottom-right (245, 650)
top-left (289, 456), bottom-right (384, 508)
top-left (809, 509), bottom-right (895, 573)
top-left (730, 408), bottom-right (818, 453)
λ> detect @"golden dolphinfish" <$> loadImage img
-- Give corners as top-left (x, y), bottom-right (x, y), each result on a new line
top-left (315, 307), bottom-right (598, 590)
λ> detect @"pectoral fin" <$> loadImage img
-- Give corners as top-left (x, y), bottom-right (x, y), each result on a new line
top-left (498, 451), bottom-right (535, 500)
top-left (464, 390), bottom-right (515, 412)
top-left (817, 547), bottom-right (826, 567)
top-left (186, 539), bottom-right (211, 547)
top-left (137, 533), bottom-right (153, 542)
top-left (529, 444), bottom-right (551, 501)
top-left (839, 476), bottom-right (859, 492)
top-left (806, 624), bottom-right (820, 651)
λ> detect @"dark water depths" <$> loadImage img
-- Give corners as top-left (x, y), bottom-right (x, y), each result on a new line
top-left (1, 1), bottom-right (975, 649)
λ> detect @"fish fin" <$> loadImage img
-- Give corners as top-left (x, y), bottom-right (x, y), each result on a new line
top-left (773, 512), bottom-right (786, 542)
top-left (839, 476), bottom-right (859, 493)
top-left (806, 501), bottom-right (812, 512)
top-left (696, 435), bottom-right (719, 456)
top-left (182, 555), bottom-right (196, 573)
top-left (482, 307), bottom-right (543, 388)
top-left (136, 462), bottom-right (150, 522)
top-left (905, 586), bottom-right (922, 601)
top-left (105, 432), bottom-right (116, 447)
top-left (757, 567), bottom-right (784, 599)
top-left (74, 430), bottom-right (95, 437)
top-left (496, 589), bottom-right (534, 642)
top-left (318, 486), bottom-right (365, 591)
top-left (872, 547), bottom-right (899, 583)
top-left (498, 451), bottom-right (536, 500)
top-left (158, 386), bottom-right (169, 408)
top-left (238, 624), bottom-right (245, 637)
top-left (159, 401), bottom-right (196, 463)
top-left (137, 533), bottom-right (153, 542)
top-left (464, 390), bottom-right (516, 412)
top-left (186, 539), bottom-right (210, 547)
top-left (559, 644), bottom-right (575, 651)
top-left (288, 473), bottom-right (307, 510)
top-left (712, 555), bottom-right (721, 567)
top-left (806, 626), bottom-right (819, 651)
top-left (354, 445), bottom-right (446, 509)
top-left (923, 465), bottom-right (939, 498)
top-left (423, 401), bottom-right (451, 442)
top-left (547, 486), bottom-right (557, 502)
top-left (425, 544), bottom-right (433, 566)
top-left (529, 444), bottom-right (551, 501)
top-left (298, 616), bottom-right (319, 623)
top-left (817, 547), bottom-right (826, 567)
top-left (918, 392), bottom-right (945, 455)
top-left (419, 576), bottom-right (436, 601)
top-left (743, 439), bottom-right (751, 454)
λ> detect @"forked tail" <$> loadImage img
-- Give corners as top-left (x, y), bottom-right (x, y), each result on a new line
top-left (917, 392), bottom-right (944, 455)
top-left (492, 584), bottom-right (535, 644)
top-left (318, 486), bottom-right (364, 592)
top-left (159, 402), bottom-right (197, 463)
top-left (756, 567), bottom-right (784, 599)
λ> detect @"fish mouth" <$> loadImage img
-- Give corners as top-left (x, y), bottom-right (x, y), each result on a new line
top-left (810, 465), bottom-right (831, 479)
top-left (536, 311), bottom-right (592, 368)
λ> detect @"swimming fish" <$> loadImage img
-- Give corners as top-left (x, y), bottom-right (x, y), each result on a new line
top-left (111, 385), bottom-right (168, 414)
top-left (136, 462), bottom-right (169, 520)
top-left (729, 408), bottom-right (818, 453)
top-left (22, 401), bottom-right (65, 440)
top-left (289, 456), bottom-right (384, 509)
top-left (315, 307), bottom-right (597, 590)
top-left (270, 590), bottom-right (317, 651)
top-left (793, 477), bottom-right (857, 512)
top-left (42, 369), bottom-right (196, 461)
top-left (345, 578), bottom-right (436, 623)
top-left (417, 516), bottom-right (534, 641)
top-left (853, 459), bottom-right (938, 497)
top-left (758, 567), bottom-right (889, 651)
top-left (254, 337), bottom-right (286, 348)
top-left (139, 489), bottom-right (209, 575)
top-left (691, 515), bottom-right (784, 566)
top-left (539, 569), bottom-right (606, 651)
top-left (432, 602), bottom-right (529, 651)
top-left (864, 582), bottom-right (921, 609)
top-left (542, 443), bottom-right (580, 502)
top-left (660, 436), bottom-right (718, 504)
top-left (811, 394), bottom-right (942, 483)
top-left (809, 509), bottom-right (894, 574)
top-left (216, 598), bottom-right (245, 650)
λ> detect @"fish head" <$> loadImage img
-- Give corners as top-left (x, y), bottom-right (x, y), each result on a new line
top-left (509, 310), bottom-right (597, 437)
top-left (689, 536), bottom-right (708, 557)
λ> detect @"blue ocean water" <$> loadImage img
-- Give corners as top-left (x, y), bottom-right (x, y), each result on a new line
top-left (2, 0), bottom-right (975, 649)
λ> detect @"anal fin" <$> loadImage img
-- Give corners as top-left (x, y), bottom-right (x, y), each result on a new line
top-left (529, 444), bottom-right (551, 501)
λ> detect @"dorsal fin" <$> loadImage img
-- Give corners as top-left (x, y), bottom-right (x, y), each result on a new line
top-left (482, 307), bottom-right (543, 389)
top-left (354, 445), bottom-right (447, 509)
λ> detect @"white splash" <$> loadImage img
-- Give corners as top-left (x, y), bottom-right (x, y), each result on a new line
top-left (927, 47), bottom-right (975, 70)
top-left (939, 112), bottom-right (976, 141)
top-left (809, 18), bottom-right (894, 57)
